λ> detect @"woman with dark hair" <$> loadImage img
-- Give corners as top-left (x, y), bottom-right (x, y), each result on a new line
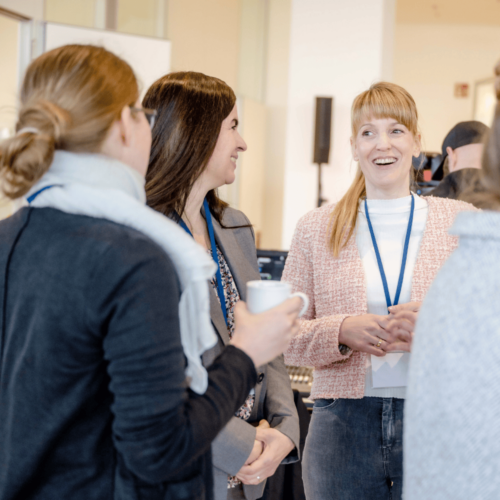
top-left (143, 72), bottom-right (300, 500)
top-left (0, 46), bottom-right (301, 500)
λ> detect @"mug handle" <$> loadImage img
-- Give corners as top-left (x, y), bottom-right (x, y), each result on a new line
top-left (291, 292), bottom-right (309, 317)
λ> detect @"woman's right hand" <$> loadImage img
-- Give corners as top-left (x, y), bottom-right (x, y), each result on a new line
top-left (339, 314), bottom-right (396, 357)
top-left (230, 298), bottom-right (302, 367)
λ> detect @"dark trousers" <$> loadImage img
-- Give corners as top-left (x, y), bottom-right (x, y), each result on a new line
top-left (303, 397), bottom-right (404, 500)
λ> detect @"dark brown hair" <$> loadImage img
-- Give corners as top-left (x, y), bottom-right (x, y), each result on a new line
top-left (0, 44), bottom-right (138, 199)
top-left (143, 71), bottom-right (236, 225)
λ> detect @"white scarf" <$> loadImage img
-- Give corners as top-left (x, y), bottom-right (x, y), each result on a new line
top-left (26, 151), bottom-right (218, 394)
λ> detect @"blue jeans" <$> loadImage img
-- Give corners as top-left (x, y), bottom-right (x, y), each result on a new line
top-left (303, 397), bottom-right (404, 500)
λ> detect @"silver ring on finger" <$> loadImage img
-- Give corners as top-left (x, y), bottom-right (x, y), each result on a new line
top-left (257, 476), bottom-right (260, 481)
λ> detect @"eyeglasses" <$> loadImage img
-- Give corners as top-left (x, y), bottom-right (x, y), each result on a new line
top-left (130, 106), bottom-right (157, 129)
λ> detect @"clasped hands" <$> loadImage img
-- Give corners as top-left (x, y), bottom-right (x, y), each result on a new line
top-left (339, 302), bottom-right (421, 356)
top-left (235, 420), bottom-right (294, 486)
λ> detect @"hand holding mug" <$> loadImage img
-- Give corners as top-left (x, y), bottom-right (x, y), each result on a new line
top-left (230, 298), bottom-right (302, 367)
top-left (231, 281), bottom-right (308, 368)
top-left (246, 280), bottom-right (309, 316)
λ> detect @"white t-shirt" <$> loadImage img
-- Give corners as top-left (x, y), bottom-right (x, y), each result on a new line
top-left (356, 193), bottom-right (428, 399)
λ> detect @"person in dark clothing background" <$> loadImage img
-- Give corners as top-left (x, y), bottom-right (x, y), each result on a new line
top-left (427, 120), bottom-right (489, 206)
top-left (0, 44), bottom-right (301, 500)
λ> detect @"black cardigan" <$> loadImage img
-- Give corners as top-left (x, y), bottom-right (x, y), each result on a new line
top-left (0, 207), bottom-right (257, 500)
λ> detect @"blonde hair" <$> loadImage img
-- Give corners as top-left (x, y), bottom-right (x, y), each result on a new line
top-left (0, 44), bottom-right (138, 199)
top-left (329, 82), bottom-right (420, 257)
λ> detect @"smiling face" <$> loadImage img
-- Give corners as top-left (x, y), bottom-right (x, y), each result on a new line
top-left (351, 116), bottom-right (421, 199)
top-left (202, 104), bottom-right (247, 189)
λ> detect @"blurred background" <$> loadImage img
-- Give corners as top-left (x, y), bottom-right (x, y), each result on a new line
top-left (1, 0), bottom-right (499, 250)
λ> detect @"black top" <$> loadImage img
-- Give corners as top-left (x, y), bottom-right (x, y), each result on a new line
top-left (0, 207), bottom-right (257, 500)
top-left (426, 168), bottom-right (483, 207)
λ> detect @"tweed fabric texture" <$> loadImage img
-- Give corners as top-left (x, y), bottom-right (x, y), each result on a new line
top-left (283, 196), bottom-right (475, 400)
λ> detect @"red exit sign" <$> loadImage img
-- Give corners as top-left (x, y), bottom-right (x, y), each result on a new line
top-left (454, 83), bottom-right (469, 98)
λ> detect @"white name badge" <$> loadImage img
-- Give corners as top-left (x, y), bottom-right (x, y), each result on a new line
top-left (371, 352), bottom-right (411, 388)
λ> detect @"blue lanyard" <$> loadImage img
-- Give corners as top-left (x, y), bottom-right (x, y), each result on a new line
top-left (26, 185), bottom-right (61, 204)
top-left (177, 199), bottom-right (228, 326)
top-left (364, 194), bottom-right (415, 310)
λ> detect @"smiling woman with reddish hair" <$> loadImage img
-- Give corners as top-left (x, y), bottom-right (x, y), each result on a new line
top-left (282, 82), bottom-right (476, 500)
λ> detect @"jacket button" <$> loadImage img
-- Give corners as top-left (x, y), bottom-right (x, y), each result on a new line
top-left (258, 373), bottom-right (265, 383)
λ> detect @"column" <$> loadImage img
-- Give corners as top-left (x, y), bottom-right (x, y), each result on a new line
top-left (281, 0), bottom-right (395, 248)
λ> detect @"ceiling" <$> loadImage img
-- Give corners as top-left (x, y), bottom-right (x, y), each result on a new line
top-left (397, 0), bottom-right (500, 26)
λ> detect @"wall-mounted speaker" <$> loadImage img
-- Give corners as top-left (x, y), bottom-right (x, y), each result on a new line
top-left (313, 97), bottom-right (333, 164)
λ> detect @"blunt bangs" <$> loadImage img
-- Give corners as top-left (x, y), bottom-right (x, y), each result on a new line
top-left (351, 82), bottom-right (419, 138)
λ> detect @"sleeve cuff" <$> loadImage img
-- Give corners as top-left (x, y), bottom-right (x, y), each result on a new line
top-left (222, 345), bottom-right (258, 386)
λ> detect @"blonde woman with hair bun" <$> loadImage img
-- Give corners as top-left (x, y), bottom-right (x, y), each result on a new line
top-left (282, 82), bottom-right (476, 499)
top-left (0, 44), bottom-right (302, 500)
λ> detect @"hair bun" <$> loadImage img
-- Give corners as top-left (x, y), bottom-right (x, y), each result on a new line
top-left (0, 101), bottom-right (71, 199)
top-left (18, 100), bottom-right (71, 144)
top-left (16, 127), bottom-right (40, 136)
top-left (1, 44), bottom-right (138, 200)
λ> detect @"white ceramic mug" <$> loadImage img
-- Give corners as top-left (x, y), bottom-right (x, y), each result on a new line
top-left (246, 280), bottom-right (309, 317)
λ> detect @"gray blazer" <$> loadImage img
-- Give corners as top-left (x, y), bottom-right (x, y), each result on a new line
top-left (200, 206), bottom-right (300, 500)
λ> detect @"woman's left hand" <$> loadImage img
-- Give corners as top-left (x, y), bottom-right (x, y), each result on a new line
top-left (384, 302), bottom-right (421, 352)
top-left (388, 302), bottom-right (421, 315)
top-left (243, 420), bottom-right (270, 466)
top-left (236, 427), bottom-right (295, 485)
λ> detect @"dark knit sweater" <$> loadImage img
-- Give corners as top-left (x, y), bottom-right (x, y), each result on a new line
top-left (0, 207), bottom-right (257, 500)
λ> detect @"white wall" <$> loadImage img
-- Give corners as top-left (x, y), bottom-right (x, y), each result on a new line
top-left (260, 0), bottom-right (291, 250)
top-left (394, 23), bottom-right (500, 152)
top-left (0, 0), bottom-right (45, 62)
top-left (0, 0), bottom-right (43, 19)
top-left (0, 14), bottom-right (20, 219)
top-left (281, 0), bottom-right (395, 249)
top-left (45, 0), bottom-right (95, 27)
top-left (0, 14), bottom-right (19, 136)
top-left (166, 0), bottom-right (241, 90)
top-left (237, 98), bottom-right (267, 246)
top-left (44, 24), bottom-right (171, 99)
top-left (237, 0), bottom-right (267, 102)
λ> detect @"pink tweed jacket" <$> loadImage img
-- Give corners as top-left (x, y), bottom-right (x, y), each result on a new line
top-left (283, 196), bottom-right (476, 400)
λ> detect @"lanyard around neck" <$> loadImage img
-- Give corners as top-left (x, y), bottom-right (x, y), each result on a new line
top-left (177, 199), bottom-right (228, 326)
top-left (364, 194), bottom-right (415, 311)
top-left (26, 185), bottom-right (62, 204)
